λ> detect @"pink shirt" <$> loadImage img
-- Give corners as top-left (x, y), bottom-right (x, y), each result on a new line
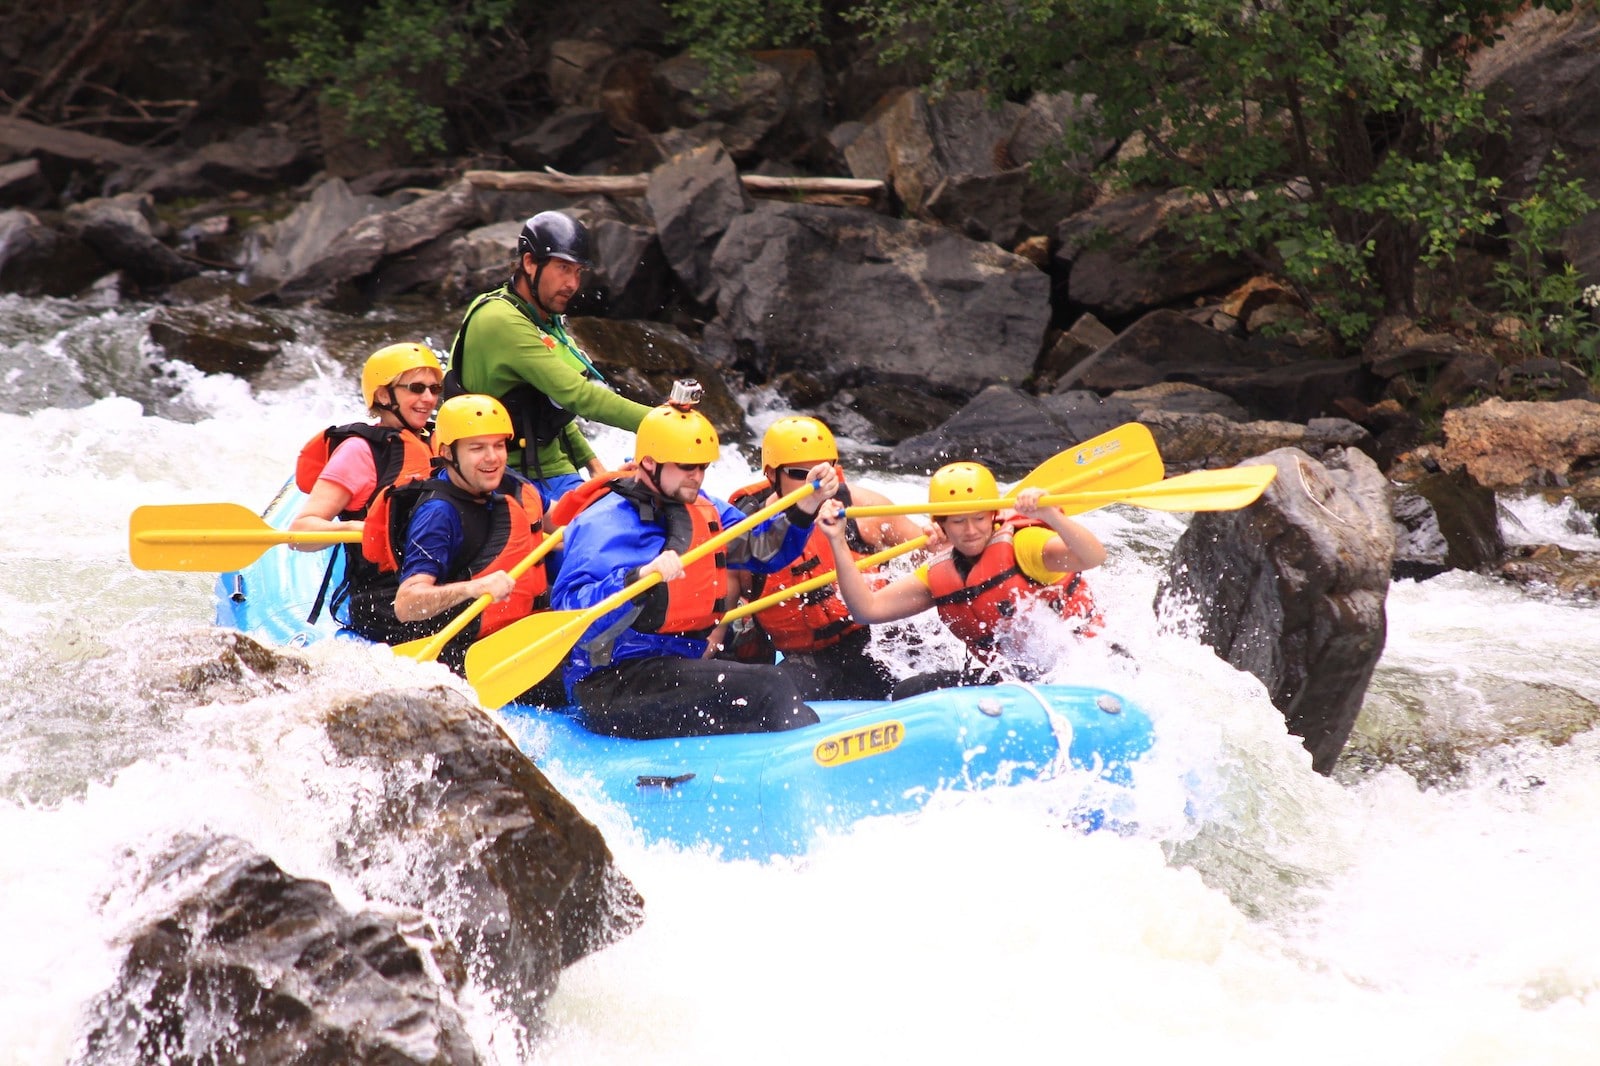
top-left (318, 435), bottom-right (380, 511)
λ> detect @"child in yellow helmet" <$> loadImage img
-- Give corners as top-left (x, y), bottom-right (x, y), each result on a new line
top-left (819, 461), bottom-right (1107, 698)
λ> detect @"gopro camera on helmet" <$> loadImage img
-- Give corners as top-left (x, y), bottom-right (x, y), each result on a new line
top-left (669, 379), bottom-right (704, 408)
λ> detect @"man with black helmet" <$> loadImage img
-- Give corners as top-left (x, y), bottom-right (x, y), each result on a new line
top-left (446, 209), bottom-right (650, 515)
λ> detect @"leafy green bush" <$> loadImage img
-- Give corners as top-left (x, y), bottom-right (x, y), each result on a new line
top-left (1491, 156), bottom-right (1600, 372)
top-left (265, 0), bottom-right (513, 153)
top-left (667, 0), bottom-right (1581, 350)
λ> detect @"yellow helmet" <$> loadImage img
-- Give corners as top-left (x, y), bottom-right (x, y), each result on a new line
top-left (361, 342), bottom-right (442, 407)
top-left (762, 416), bottom-right (837, 471)
top-left (433, 394), bottom-right (513, 452)
top-left (635, 404), bottom-right (720, 465)
top-left (928, 461), bottom-right (999, 504)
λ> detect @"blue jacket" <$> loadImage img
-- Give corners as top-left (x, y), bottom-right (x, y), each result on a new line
top-left (552, 485), bottom-right (816, 693)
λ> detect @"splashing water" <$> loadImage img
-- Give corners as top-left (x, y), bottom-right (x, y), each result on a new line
top-left (4, 297), bottom-right (1600, 1063)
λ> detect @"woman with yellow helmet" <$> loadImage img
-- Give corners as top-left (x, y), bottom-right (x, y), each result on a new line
top-left (725, 415), bottom-right (928, 699)
top-left (288, 341), bottom-right (443, 625)
top-left (819, 460), bottom-right (1107, 699)
top-left (549, 384), bottom-right (844, 739)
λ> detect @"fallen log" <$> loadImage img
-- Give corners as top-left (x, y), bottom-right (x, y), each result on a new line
top-left (463, 168), bottom-right (887, 210)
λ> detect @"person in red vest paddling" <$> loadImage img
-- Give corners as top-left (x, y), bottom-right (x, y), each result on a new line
top-left (725, 416), bottom-right (927, 699)
top-left (819, 461), bottom-right (1106, 699)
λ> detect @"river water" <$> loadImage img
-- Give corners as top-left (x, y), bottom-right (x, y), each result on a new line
top-left (5, 292), bottom-right (1600, 1064)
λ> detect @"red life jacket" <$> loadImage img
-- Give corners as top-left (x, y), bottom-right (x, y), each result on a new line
top-left (294, 423), bottom-right (433, 517)
top-left (361, 472), bottom-right (547, 638)
top-left (730, 479), bottom-right (868, 653)
top-left (924, 516), bottom-right (1099, 664)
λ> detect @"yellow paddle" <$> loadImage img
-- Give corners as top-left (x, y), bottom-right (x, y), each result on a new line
top-left (843, 465), bottom-right (1279, 519)
top-left (125, 425), bottom-right (1162, 572)
top-left (719, 534), bottom-right (930, 625)
top-left (389, 527), bottom-right (568, 663)
top-left (1009, 421), bottom-right (1164, 496)
top-left (129, 502), bottom-right (362, 572)
top-left (465, 480), bottom-right (820, 709)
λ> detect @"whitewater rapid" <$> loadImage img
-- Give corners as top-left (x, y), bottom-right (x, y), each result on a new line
top-left (4, 293), bottom-right (1600, 1064)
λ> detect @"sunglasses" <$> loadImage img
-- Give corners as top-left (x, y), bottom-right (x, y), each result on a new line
top-left (395, 382), bottom-right (444, 396)
top-left (671, 461), bottom-right (710, 473)
top-left (777, 466), bottom-right (815, 481)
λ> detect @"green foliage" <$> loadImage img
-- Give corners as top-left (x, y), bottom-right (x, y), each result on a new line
top-left (666, 0), bottom-right (1580, 349)
top-left (665, 0), bottom-right (827, 91)
top-left (1490, 156), bottom-right (1600, 372)
top-left (264, 0), bottom-right (513, 153)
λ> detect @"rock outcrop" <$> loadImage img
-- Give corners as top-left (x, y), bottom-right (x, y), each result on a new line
top-left (1155, 448), bottom-right (1395, 773)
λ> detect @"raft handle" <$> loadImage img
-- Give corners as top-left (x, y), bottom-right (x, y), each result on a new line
top-left (637, 773), bottom-right (696, 789)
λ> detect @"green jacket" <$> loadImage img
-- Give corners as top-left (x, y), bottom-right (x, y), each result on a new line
top-left (452, 285), bottom-right (650, 478)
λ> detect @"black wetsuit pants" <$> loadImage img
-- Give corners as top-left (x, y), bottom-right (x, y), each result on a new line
top-left (574, 655), bottom-right (821, 739)
top-left (776, 627), bottom-right (896, 701)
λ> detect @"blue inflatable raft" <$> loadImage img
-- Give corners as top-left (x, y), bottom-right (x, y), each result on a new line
top-left (215, 482), bottom-right (1157, 860)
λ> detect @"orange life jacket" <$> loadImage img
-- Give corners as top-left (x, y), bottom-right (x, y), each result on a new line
top-left (362, 472), bottom-right (547, 637)
top-left (924, 516), bottom-right (1099, 664)
top-left (579, 482), bottom-right (727, 637)
top-left (296, 422), bottom-right (434, 625)
top-left (730, 479), bottom-right (868, 653)
top-left (294, 423), bottom-right (433, 517)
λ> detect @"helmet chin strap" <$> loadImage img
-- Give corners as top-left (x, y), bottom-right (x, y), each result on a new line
top-left (523, 258), bottom-right (554, 317)
top-left (377, 385), bottom-right (405, 422)
top-left (439, 444), bottom-right (462, 478)
top-left (639, 458), bottom-right (667, 496)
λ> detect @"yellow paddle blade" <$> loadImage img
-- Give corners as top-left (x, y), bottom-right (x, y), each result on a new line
top-left (392, 528), bottom-right (567, 663)
top-left (849, 464), bottom-right (1278, 518)
top-left (1046, 465), bottom-right (1278, 514)
top-left (845, 422), bottom-right (1167, 519)
top-left (129, 502), bottom-right (360, 571)
top-left (463, 608), bottom-right (599, 709)
top-left (1011, 422), bottom-right (1165, 496)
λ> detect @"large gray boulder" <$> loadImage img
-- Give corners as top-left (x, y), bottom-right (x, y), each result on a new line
top-left (646, 142), bottom-right (749, 306)
top-left (77, 835), bottom-right (480, 1066)
top-left (0, 208), bottom-right (105, 296)
top-left (1053, 190), bottom-right (1254, 319)
top-left (1067, 308), bottom-right (1372, 424)
top-left (1468, 6), bottom-right (1600, 280)
top-left (72, 632), bottom-right (645, 1053)
top-left (1155, 448), bottom-right (1394, 774)
top-left (888, 384), bottom-right (1140, 476)
top-left (62, 193), bottom-right (200, 288)
top-left (711, 201), bottom-right (1051, 399)
top-left (273, 181), bottom-right (485, 305)
top-left (318, 687), bottom-right (645, 1027)
top-left (247, 177), bottom-right (389, 285)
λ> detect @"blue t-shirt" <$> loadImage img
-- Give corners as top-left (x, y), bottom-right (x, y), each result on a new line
top-left (399, 493), bottom-right (467, 584)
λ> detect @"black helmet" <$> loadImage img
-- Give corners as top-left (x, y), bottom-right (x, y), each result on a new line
top-left (517, 211), bottom-right (591, 268)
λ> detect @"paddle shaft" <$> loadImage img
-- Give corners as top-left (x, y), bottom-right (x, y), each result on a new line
top-left (466, 479), bottom-right (820, 705)
top-left (720, 534), bottom-right (928, 625)
top-left (392, 527), bottom-right (567, 662)
top-left (843, 467), bottom-right (1276, 518)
